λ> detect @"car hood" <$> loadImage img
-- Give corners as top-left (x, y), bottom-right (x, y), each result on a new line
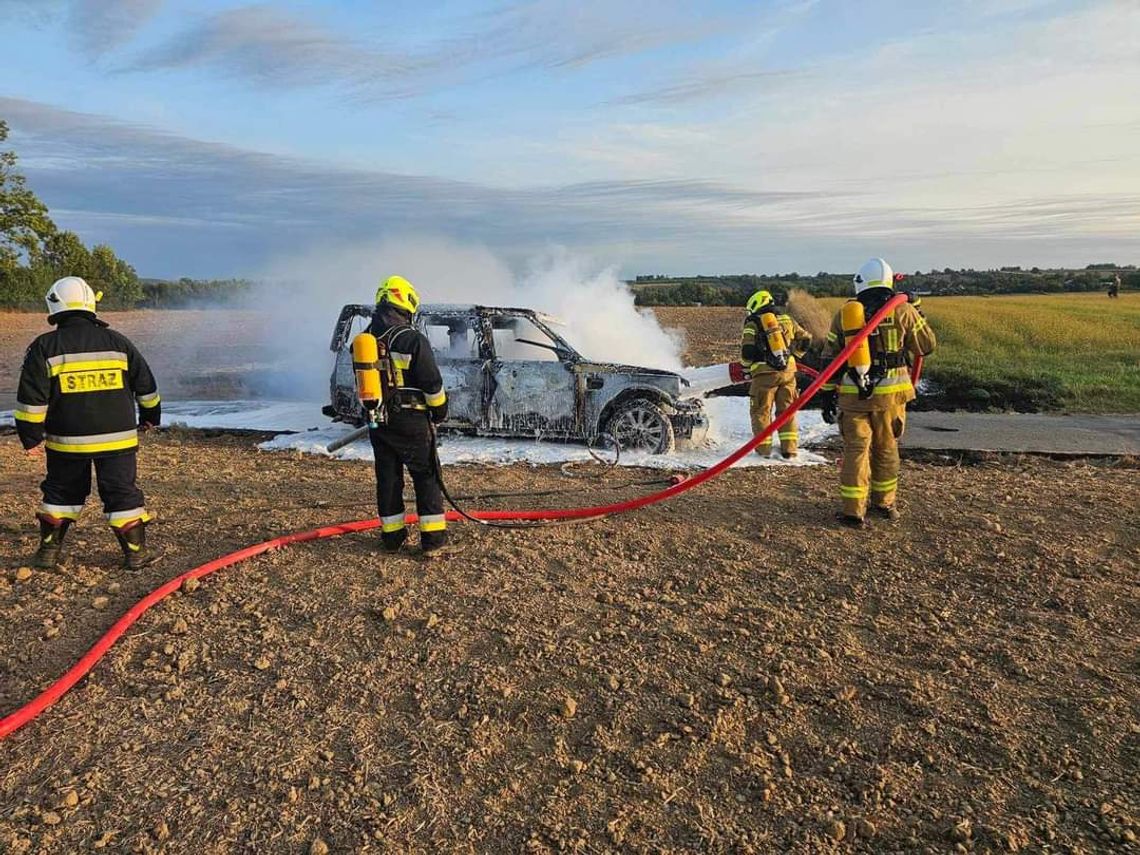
top-left (574, 361), bottom-right (688, 383)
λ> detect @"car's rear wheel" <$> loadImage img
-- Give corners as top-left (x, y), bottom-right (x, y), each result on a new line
top-left (603, 398), bottom-right (676, 455)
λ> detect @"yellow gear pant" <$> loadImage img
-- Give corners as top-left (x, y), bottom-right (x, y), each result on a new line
top-left (838, 404), bottom-right (906, 517)
top-left (749, 375), bottom-right (798, 456)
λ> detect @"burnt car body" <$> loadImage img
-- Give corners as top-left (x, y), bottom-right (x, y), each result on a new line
top-left (323, 304), bottom-right (708, 453)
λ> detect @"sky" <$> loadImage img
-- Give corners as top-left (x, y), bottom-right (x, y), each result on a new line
top-left (0, 0), bottom-right (1137, 279)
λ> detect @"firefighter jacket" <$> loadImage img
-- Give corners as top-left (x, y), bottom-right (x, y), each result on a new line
top-left (740, 309), bottom-right (811, 386)
top-left (820, 290), bottom-right (936, 412)
top-left (366, 315), bottom-right (448, 423)
top-left (15, 311), bottom-right (161, 455)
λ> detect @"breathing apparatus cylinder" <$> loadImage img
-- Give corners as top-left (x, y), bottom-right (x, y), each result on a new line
top-left (841, 301), bottom-right (873, 397)
top-left (759, 312), bottom-right (789, 371)
top-left (352, 333), bottom-right (383, 427)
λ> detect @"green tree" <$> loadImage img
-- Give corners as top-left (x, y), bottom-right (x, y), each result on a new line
top-left (37, 229), bottom-right (92, 277)
top-left (0, 119), bottom-right (142, 308)
top-left (88, 243), bottom-right (141, 307)
top-left (0, 119), bottom-right (56, 274)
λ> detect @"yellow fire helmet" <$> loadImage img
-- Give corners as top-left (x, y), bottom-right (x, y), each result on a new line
top-left (746, 289), bottom-right (774, 314)
top-left (375, 275), bottom-right (421, 316)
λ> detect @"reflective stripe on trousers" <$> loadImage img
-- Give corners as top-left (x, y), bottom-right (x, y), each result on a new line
top-left (838, 405), bottom-right (906, 518)
top-left (44, 429), bottom-right (138, 454)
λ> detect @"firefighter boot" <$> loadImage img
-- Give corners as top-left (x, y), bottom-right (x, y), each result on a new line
top-left (419, 529), bottom-right (451, 558)
top-left (381, 528), bottom-right (409, 554)
top-left (871, 505), bottom-right (901, 522)
top-left (33, 516), bottom-right (72, 569)
top-left (114, 520), bottom-right (161, 570)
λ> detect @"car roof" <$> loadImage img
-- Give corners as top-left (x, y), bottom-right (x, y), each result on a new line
top-left (420, 304), bottom-right (565, 326)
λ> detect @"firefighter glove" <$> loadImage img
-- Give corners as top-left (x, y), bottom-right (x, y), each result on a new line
top-left (820, 391), bottom-right (838, 425)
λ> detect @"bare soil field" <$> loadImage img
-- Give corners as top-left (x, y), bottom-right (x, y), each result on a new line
top-left (1, 431), bottom-right (1137, 853)
top-left (652, 308), bottom-right (743, 368)
top-left (0, 311), bottom-right (265, 406)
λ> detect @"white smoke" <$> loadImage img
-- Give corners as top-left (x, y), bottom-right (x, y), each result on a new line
top-left (249, 237), bottom-right (684, 400)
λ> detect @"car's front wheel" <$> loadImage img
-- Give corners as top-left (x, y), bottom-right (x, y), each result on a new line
top-left (603, 398), bottom-right (676, 454)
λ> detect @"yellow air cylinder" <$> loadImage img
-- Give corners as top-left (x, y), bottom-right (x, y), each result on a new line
top-left (759, 312), bottom-right (789, 365)
top-left (842, 300), bottom-right (871, 381)
top-left (352, 333), bottom-right (382, 411)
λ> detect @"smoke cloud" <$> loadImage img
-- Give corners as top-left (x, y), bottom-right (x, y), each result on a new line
top-left (786, 287), bottom-right (831, 346)
top-left (248, 236), bottom-right (684, 400)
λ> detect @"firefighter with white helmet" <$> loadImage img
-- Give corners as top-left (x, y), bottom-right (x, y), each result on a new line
top-left (740, 289), bottom-right (812, 458)
top-left (358, 275), bottom-right (450, 555)
top-left (14, 277), bottom-right (162, 569)
top-left (819, 258), bottom-right (936, 527)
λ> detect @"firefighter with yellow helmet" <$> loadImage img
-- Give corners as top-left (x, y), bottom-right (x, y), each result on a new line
top-left (15, 276), bottom-right (162, 569)
top-left (819, 258), bottom-right (936, 527)
top-left (740, 290), bottom-right (812, 458)
top-left (357, 275), bottom-right (450, 555)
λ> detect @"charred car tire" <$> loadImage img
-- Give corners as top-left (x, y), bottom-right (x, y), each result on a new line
top-left (603, 398), bottom-right (676, 455)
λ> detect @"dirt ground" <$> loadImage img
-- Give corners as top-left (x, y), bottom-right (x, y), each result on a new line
top-left (652, 308), bottom-right (744, 368)
top-left (0, 311), bottom-right (265, 407)
top-left (1, 431), bottom-right (1137, 854)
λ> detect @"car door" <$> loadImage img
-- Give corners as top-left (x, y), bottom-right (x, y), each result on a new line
top-left (484, 312), bottom-right (580, 437)
top-left (417, 310), bottom-right (489, 430)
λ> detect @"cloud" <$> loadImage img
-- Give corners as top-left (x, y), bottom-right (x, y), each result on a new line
top-left (68, 0), bottom-right (165, 57)
top-left (1, 96), bottom-right (826, 275)
top-left (609, 69), bottom-right (805, 106)
top-left (0, 0), bottom-right (165, 56)
top-left (3, 93), bottom-right (1137, 278)
top-left (119, 0), bottom-right (734, 100)
top-left (125, 3), bottom-right (420, 94)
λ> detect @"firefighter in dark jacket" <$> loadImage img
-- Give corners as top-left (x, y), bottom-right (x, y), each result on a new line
top-left (14, 277), bottom-right (162, 569)
top-left (364, 275), bottom-right (449, 555)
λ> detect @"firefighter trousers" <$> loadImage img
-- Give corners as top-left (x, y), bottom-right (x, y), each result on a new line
top-left (838, 404), bottom-right (906, 518)
top-left (749, 375), bottom-right (798, 456)
top-left (40, 450), bottom-right (148, 528)
top-left (369, 417), bottom-right (447, 548)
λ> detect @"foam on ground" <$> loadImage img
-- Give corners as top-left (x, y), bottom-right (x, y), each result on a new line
top-left (2, 398), bottom-right (834, 469)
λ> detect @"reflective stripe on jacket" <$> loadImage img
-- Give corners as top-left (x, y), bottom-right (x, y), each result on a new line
top-left (820, 294), bottom-right (936, 412)
top-left (15, 312), bottom-right (160, 454)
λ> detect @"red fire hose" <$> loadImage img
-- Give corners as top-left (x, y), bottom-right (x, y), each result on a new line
top-left (0, 294), bottom-right (911, 741)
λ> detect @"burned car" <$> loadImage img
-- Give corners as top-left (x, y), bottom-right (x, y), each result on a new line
top-left (322, 304), bottom-right (708, 453)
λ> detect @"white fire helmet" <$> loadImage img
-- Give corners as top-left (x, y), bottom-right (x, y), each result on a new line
top-left (45, 276), bottom-right (102, 316)
top-left (852, 258), bottom-right (894, 294)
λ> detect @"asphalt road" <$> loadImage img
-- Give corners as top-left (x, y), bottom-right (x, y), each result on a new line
top-left (903, 412), bottom-right (1139, 455)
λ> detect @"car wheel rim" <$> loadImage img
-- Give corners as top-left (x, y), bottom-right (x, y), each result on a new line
top-left (613, 407), bottom-right (665, 450)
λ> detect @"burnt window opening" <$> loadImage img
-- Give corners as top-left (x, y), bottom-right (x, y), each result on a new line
top-left (424, 318), bottom-right (480, 360)
top-left (490, 316), bottom-right (561, 362)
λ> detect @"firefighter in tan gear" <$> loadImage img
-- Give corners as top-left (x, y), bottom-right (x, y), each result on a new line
top-left (740, 290), bottom-right (812, 458)
top-left (15, 277), bottom-right (162, 569)
top-left (819, 258), bottom-right (936, 527)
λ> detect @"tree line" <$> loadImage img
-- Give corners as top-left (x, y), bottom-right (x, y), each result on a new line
top-left (630, 267), bottom-right (1136, 306)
